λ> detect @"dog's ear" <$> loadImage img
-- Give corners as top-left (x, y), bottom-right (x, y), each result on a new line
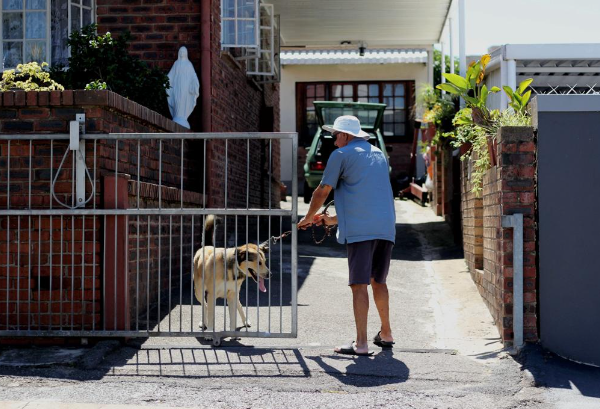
top-left (259, 243), bottom-right (269, 253)
top-left (237, 250), bottom-right (257, 264)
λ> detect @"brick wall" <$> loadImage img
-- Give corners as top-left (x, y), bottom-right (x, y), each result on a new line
top-left (461, 158), bottom-right (484, 272)
top-left (96, 0), bottom-right (283, 204)
top-left (460, 127), bottom-right (538, 346)
top-left (0, 90), bottom-right (192, 336)
top-left (96, 0), bottom-right (201, 72)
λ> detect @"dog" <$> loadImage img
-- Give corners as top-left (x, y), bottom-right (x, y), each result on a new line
top-left (192, 215), bottom-right (271, 332)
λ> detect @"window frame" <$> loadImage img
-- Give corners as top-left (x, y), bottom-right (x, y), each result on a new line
top-left (0, 0), bottom-right (95, 69)
top-left (296, 80), bottom-right (415, 146)
top-left (0, 0), bottom-right (51, 70)
top-left (221, 0), bottom-right (260, 49)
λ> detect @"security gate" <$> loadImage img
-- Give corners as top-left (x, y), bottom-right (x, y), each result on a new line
top-left (0, 125), bottom-right (298, 346)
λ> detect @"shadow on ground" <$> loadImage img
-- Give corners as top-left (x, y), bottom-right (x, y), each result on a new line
top-left (521, 344), bottom-right (600, 399)
top-left (306, 350), bottom-right (409, 387)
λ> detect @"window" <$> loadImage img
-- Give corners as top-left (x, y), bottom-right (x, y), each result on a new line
top-left (296, 81), bottom-right (414, 146)
top-left (221, 0), bottom-right (259, 48)
top-left (1, 0), bottom-right (94, 69)
top-left (2, 0), bottom-right (50, 69)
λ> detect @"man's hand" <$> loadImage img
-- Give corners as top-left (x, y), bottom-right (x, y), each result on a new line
top-left (297, 183), bottom-right (333, 231)
top-left (314, 213), bottom-right (337, 226)
top-left (297, 215), bottom-right (313, 230)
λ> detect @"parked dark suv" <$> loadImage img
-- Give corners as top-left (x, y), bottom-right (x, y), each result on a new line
top-left (303, 101), bottom-right (392, 203)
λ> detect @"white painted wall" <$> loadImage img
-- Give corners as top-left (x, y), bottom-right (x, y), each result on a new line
top-left (279, 62), bottom-right (428, 185)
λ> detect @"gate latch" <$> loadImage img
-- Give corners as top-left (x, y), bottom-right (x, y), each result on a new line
top-left (69, 114), bottom-right (86, 207)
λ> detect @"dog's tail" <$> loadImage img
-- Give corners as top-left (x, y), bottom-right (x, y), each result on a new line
top-left (203, 215), bottom-right (220, 247)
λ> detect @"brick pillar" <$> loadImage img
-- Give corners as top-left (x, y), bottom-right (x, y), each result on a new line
top-left (103, 174), bottom-right (130, 331)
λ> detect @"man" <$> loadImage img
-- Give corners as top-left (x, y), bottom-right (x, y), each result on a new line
top-left (298, 115), bottom-right (396, 356)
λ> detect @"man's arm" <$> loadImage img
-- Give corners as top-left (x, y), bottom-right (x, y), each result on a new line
top-left (297, 183), bottom-right (332, 229)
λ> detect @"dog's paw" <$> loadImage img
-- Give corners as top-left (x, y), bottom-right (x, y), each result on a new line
top-left (243, 321), bottom-right (252, 328)
top-left (199, 323), bottom-right (208, 331)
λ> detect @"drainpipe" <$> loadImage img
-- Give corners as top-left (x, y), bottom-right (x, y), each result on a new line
top-left (200, 0), bottom-right (212, 132)
top-left (502, 213), bottom-right (524, 353)
top-left (200, 0), bottom-right (213, 205)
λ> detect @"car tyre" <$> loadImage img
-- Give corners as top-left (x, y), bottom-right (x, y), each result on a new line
top-left (303, 181), bottom-right (314, 204)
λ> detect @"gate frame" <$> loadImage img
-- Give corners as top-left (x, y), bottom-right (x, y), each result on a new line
top-left (0, 131), bottom-right (298, 345)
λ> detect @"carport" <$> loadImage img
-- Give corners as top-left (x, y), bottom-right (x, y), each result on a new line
top-left (274, 0), bottom-right (468, 191)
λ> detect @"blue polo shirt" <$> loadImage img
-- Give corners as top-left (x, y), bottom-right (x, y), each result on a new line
top-left (321, 138), bottom-right (396, 244)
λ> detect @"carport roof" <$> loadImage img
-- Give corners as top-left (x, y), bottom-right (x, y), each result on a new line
top-left (269, 0), bottom-right (453, 47)
top-left (280, 48), bottom-right (428, 65)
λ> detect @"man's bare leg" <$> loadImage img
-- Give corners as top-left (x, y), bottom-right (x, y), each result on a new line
top-left (351, 284), bottom-right (369, 353)
top-left (371, 278), bottom-right (394, 342)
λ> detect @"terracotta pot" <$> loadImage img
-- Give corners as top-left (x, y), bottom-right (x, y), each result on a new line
top-left (487, 136), bottom-right (497, 166)
top-left (459, 142), bottom-right (472, 156)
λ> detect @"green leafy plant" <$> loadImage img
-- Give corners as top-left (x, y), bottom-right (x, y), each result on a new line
top-left (51, 24), bottom-right (170, 115)
top-left (417, 84), bottom-right (458, 148)
top-left (1, 62), bottom-right (64, 92)
top-left (503, 78), bottom-right (533, 114)
top-left (437, 54), bottom-right (501, 130)
top-left (85, 80), bottom-right (107, 90)
top-left (448, 108), bottom-right (532, 195)
top-left (432, 54), bottom-right (535, 195)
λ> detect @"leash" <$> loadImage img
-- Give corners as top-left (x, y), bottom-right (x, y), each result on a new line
top-left (311, 200), bottom-right (336, 245)
top-left (261, 200), bottom-right (336, 247)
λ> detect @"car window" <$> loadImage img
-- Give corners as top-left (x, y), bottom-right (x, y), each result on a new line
top-left (322, 107), bottom-right (380, 128)
top-left (316, 133), bottom-right (337, 160)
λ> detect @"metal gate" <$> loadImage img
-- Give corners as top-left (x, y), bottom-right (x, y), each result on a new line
top-left (0, 121), bottom-right (298, 345)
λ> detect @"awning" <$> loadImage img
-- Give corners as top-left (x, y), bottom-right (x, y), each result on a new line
top-left (280, 49), bottom-right (428, 65)
top-left (269, 0), bottom-right (453, 47)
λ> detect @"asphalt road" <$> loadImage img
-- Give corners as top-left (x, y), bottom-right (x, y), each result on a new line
top-left (0, 199), bottom-right (581, 408)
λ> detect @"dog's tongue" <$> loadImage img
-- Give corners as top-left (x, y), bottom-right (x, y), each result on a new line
top-left (259, 277), bottom-right (267, 293)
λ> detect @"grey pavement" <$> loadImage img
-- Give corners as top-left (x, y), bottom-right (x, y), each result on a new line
top-left (0, 199), bottom-right (597, 408)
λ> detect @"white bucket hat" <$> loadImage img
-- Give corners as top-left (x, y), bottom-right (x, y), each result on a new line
top-left (322, 115), bottom-right (370, 139)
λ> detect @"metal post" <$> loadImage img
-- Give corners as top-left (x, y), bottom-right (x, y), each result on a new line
top-left (449, 17), bottom-right (455, 75)
top-left (458, 0), bottom-right (466, 77)
top-left (441, 40), bottom-right (447, 92)
top-left (502, 213), bottom-right (524, 351)
top-left (500, 58), bottom-right (509, 110)
top-left (507, 59), bottom-right (517, 94)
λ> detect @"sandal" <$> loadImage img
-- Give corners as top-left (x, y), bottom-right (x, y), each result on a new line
top-left (334, 341), bottom-right (374, 356)
top-left (373, 331), bottom-right (395, 348)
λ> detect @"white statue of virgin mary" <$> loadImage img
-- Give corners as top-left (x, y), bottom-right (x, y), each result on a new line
top-left (166, 47), bottom-right (200, 129)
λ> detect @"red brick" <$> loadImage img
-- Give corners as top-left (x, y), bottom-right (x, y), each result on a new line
top-left (38, 91), bottom-right (50, 106)
top-left (518, 142), bottom-right (536, 152)
top-left (523, 292), bottom-right (536, 303)
top-left (3, 92), bottom-right (14, 106)
top-left (18, 108), bottom-right (50, 120)
top-left (14, 91), bottom-right (26, 106)
top-left (62, 90), bottom-right (73, 105)
top-left (26, 91), bottom-right (38, 106)
top-left (50, 91), bottom-right (61, 105)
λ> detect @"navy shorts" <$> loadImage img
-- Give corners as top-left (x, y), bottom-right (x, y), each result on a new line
top-left (347, 239), bottom-right (394, 285)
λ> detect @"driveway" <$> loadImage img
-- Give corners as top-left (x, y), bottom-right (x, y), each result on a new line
top-left (0, 198), bottom-right (564, 409)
